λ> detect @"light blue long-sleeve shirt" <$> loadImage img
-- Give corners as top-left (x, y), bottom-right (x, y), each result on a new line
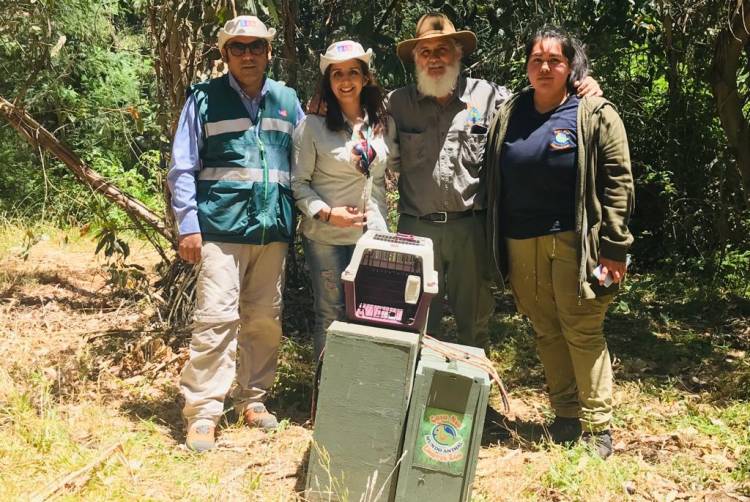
top-left (167, 73), bottom-right (305, 235)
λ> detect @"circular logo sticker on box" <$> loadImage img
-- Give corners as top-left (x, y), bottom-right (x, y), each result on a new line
top-left (414, 407), bottom-right (472, 475)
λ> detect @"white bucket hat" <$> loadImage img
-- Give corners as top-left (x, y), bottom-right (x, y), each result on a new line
top-left (218, 16), bottom-right (276, 52)
top-left (319, 40), bottom-right (373, 74)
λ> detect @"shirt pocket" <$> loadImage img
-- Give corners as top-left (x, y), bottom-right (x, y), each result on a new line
top-left (398, 130), bottom-right (426, 170)
top-left (459, 129), bottom-right (487, 177)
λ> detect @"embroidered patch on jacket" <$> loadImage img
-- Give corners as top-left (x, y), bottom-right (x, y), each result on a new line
top-left (465, 104), bottom-right (481, 126)
top-left (549, 129), bottom-right (576, 150)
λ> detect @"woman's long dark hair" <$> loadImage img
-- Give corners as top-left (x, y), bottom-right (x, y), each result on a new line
top-left (525, 26), bottom-right (590, 94)
top-left (318, 59), bottom-right (388, 135)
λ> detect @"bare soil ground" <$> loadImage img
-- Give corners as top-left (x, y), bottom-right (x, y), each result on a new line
top-left (1, 228), bottom-right (748, 501)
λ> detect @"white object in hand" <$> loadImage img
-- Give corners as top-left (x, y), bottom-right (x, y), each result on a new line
top-left (594, 255), bottom-right (632, 287)
top-left (593, 264), bottom-right (614, 287)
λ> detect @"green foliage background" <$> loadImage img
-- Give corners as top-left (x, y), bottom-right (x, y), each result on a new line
top-left (0, 0), bottom-right (748, 291)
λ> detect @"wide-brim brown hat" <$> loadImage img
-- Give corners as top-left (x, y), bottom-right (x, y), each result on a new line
top-left (396, 13), bottom-right (477, 63)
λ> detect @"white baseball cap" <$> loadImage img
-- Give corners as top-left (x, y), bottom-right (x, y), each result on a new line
top-left (319, 40), bottom-right (373, 74)
top-left (218, 16), bottom-right (276, 52)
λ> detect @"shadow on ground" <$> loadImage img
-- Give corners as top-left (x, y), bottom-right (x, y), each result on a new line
top-left (120, 384), bottom-right (186, 443)
top-left (486, 273), bottom-right (750, 407)
top-left (0, 269), bottom-right (118, 311)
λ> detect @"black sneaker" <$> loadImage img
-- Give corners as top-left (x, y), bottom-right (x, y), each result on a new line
top-left (582, 430), bottom-right (613, 459)
top-left (548, 416), bottom-right (582, 444)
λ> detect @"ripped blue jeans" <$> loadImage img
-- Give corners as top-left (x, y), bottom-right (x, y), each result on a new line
top-left (302, 237), bottom-right (356, 360)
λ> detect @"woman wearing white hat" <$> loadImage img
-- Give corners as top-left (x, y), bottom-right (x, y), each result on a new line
top-left (292, 40), bottom-right (397, 360)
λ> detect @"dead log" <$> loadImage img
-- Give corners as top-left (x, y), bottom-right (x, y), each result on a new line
top-left (31, 441), bottom-right (124, 501)
top-left (0, 95), bottom-right (175, 243)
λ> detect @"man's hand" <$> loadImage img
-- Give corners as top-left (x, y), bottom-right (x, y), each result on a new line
top-left (327, 206), bottom-right (365, 228)
top-left (178, 233), bottom-right (202, 264)
top-left (597, 257), bottom-right (626, 285)
top-left (574, 76), bottom-right (603, 98)
top-left (306, 94), bottom-right (327, 116)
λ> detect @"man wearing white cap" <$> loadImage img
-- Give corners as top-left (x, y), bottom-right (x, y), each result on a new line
top-left (389, 13), bottom-right (600, 349)
top-left (167, 15), bottom-right (305, 451)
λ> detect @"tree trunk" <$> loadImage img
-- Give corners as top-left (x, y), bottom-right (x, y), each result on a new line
top-left (281, 0), bottom-right (298, 89)
top-left (0, 96), bottom-right (174, 243)
top-left (710, 0), bottom-right (750, 205)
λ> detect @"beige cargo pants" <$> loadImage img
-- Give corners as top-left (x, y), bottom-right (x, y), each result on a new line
top-left (180, 241), bottom-right (287, 426)
top-left (506, 231), bottom-right (614, 432)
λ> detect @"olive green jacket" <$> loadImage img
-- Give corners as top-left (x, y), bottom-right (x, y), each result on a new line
top-left (485, 89), bottom-right (635, 299)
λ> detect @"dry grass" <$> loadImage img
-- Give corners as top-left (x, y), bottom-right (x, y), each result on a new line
top-left (0, 224), bottom-right (748, 501)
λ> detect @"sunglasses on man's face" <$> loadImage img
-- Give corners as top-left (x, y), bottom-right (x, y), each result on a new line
top-left (226, 40), bottom-right (267, 57)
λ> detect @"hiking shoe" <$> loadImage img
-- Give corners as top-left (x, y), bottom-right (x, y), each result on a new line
top-left (186, 419), bottom-right (216, 452)
top-left (582, 430), bottom-right (613, 459)
top-left (243, 402), bottom-right (279, 430)
top-left (548, 416), bottom-right (582, 444)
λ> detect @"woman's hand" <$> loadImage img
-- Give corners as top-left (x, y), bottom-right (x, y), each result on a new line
top-left (325, 206), bottom-right (366, 228)
top-left (574, 76), bottom-right (603, 98)
top-left (597, 257), bottom-right (626, 285)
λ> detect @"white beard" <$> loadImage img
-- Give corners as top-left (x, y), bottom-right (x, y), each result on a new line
top-left (415, 62), bottom-right (461, 98)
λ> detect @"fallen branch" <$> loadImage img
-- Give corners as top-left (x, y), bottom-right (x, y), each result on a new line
top-left (219, 459), bottom-right (264, 487)
top-left (0, 96), bottom-right (175, 243)
top-left (135, 351), bottom-right (185, 377)
top-left (31, 441), bottom-right (125, 501)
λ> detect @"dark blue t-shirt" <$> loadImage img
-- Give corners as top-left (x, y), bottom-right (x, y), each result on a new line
top-left (500, 93), bottom-right (579, 239)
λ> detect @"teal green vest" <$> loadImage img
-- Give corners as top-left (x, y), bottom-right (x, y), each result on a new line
top-left (190, 75), bottom-right (298, 244)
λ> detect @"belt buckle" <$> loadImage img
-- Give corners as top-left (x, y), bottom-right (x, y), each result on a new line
top-left (434, 211), bottom-right (448, 223)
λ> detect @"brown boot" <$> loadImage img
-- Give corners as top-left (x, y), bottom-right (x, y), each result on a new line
top-left (243, 403), bottom-right (279, 430)
top-left (186, 419), bottom-right (216, 452)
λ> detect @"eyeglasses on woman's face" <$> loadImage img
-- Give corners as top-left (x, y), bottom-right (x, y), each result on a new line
top-left (226, 39), bottom-right (268, 57)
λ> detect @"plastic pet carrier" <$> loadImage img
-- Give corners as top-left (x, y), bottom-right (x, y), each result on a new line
top-left (341, 230), bottom-right (438, 333)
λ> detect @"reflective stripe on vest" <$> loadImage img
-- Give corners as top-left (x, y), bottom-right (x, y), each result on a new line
top-left (191, 76), bottom-right (298, 244)
top-left (259, 117), bottom-right (293, 136)
top-left (198, 167), bottom-right (290, 185)
top-left (204, 118), bottom-right (251, 137)
top-left (204, 117), bottom-right (294, 138)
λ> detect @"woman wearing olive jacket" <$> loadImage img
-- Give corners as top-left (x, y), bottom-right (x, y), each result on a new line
top-left (485, 26), bottom-right (634, 459)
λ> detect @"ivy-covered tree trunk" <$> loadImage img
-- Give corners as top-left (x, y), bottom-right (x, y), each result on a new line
top-left (711, 0), bottom-right (750, 206)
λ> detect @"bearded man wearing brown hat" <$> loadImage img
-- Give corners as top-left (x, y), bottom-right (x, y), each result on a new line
top-left (388, 13), bottom-right (601, 348)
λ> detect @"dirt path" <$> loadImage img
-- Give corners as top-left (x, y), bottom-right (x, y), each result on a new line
top-left (1, 230), bottom-right (748, 501)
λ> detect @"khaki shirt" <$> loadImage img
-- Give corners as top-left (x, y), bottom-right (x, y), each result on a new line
top-left (291, 114), bottom-right (398, 245)
top-left (387, 76), bottom-right (510, 215)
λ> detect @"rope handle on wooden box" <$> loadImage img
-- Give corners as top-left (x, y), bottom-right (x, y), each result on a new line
top-left (421, 335), bottom-right (511, 414)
